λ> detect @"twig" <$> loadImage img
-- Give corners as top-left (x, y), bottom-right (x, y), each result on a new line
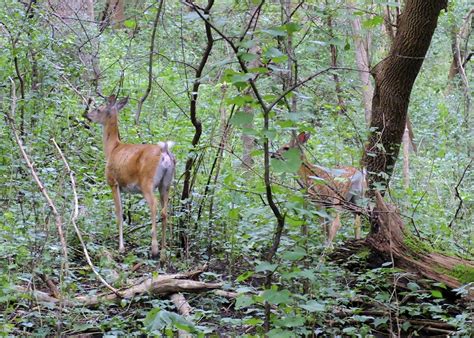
top-left (135, 0), bottom-right (165, 124)
top-left (52, 138), bottom-right (119, 295)
top-left (448, 159), bottom-right (472, 228)
top-left (5, 78), bottom-right (68, 269)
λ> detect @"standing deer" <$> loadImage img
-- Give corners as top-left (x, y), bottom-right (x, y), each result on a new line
top-left (85, 95), bottom-right (175, 261)
top-left (272, 132), bottom-right (366, 246)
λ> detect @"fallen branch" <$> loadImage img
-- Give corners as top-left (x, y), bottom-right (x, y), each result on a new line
top-left (170, 293), bottom-right (193, 338)
top-left (16, 267), bottom-right (221, 307)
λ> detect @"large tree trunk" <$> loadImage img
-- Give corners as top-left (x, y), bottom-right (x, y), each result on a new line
top-left (343, 0), bottom-right (474, 295)
top-left (362, 0), bottom-right (448, 191)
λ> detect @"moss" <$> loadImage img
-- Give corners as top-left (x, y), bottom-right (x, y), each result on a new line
top-left (403, 235), bottom-right (433, 255)
top-left (450, 264), bottom-right (474, 284)
top-left (434, 264), bottom-right (474, 285)
top-left (356, 248), bottom-right (371, 260)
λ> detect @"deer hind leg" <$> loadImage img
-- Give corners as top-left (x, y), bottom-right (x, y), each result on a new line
top-left (159, 185), bottom-right (170, 263)
top-left (326, 212), bottom-right (342, 248)
top-left (111, 184), bottom-right (125, 253)
top-left (142, 188), bottom-right (159, 259)
top-left (354, 214), bottom-right (361, 239)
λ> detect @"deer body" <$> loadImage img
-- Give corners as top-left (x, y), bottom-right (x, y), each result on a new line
top-left (86, 96), bottom-right (175, 261)
top-left (274, 132), bottom-right (366, 245)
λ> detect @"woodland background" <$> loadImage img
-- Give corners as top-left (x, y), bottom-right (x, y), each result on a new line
top-left (0, 0), bottom-right (472, 336)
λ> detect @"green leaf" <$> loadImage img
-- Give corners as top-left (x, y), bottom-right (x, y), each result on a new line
top-left (343, 327), bottom-right (358, 334)
top-left (238, 52), bottom-right (259, 62)
top-left (244, 317), bottom-right (264, 326)
top-left (431, 289), bottom-right (443, 298)
top-left (373, 317), bottom-right (389, 328)
top-left (281, 247), bottom-right (306, 261)
top-left (123, 19), bottom-right (136, 29)
top-left (264, 47), bottom-right (284, 59)
top-left (236, 270), bottom-right (254, 282)
top-left (231, 110), bottom-right (254, 126)
top-left (261, 27), bottom-right (287, 37)
top-left (362, 16), bottom-right (384, 28)
top-left (143, 308), bottom-right (196, 333)
top-left (284, 22), bottom-right (302, 34)
top-left (248, 67), bottom-right (269, 74)
top-left (267, 328), bottom-right (294, 338)
top-left (235, 294), bottom-right (254, 309)
top-left (271, 148), bottom-right (302, 173)
top-left (255, 262), bottom-right (278, 272)
top-left (300, 300), bottom-right (325, 312)
top-left (407, 282), bottom-right (420, 291)
top-left (226, 94), bottom-right (254, 106)
top-left (274, 315), bottom-right (305, 328)
top-left (262, 289), bottom-right (292, 305)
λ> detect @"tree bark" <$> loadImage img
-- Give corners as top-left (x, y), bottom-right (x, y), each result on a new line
top-left (362, 0), bottom-right (448, 192)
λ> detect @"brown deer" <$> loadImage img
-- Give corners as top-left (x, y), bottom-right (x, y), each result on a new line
top-left (272, 132), bottom-right (366, 246)
top-left (85, 95), bottom-right (176, 261)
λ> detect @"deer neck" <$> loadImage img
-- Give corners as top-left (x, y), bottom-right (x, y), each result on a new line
top-left (103, 117), bottom-right (121, 160)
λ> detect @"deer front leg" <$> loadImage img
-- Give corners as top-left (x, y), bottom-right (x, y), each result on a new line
top-left (326, 212), bottom-right (342, 248)
top-left (111, 184), bottom-right (124, 253)
top-left (143, 189), bottom-right (159, 259)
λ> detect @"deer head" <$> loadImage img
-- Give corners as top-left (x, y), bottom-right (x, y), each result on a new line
top-left (85, 95), bottom-right (129, 125)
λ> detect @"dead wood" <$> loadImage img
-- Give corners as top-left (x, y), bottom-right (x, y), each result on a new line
top-left (170, 293), bottom-right (193, 338)
top-left (16, 266), bottom-right (222, 307)
top-left (365, 192), bottom-right (473, 291)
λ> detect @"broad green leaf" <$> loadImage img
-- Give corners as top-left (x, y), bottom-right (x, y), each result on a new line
top-left (284, 22), bottom-right (302, 34)
top-left (123, 19), bottom-right (136, 29)
top-left (231, 110), bottom-right (254, 126)
top-left (262, 289), bottom-right (292, 305)
top-left (261, 27), bottom-right (287, 37)
top-left (431, 289), bottom-right (443, 298)
top-left (300, 300), bottom-right (325, 312)
top-left (281, 247), bottom-right (306, 261)
top-left (264, 47), bottom-right (284, 59)
top-left (362, 16), bottom-right (384, 28)
top-left (373, 317), bottom-right (389, 328)
top-left (238, 52), bottom-right (258, 62)
top-left (235, 294), bottom-right (254, 309)
top-left (255, 262), bottom-right (278, 272)
top-left (271, 148), bottom-right (302, 173)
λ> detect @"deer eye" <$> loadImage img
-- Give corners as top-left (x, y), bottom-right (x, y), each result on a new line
top-left (283, 146), bottom-right (290, 151)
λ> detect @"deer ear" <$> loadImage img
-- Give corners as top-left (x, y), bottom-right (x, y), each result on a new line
top-left (107, 95), bottom-right (117, 104)
top-left (116, 96), bottom-right (129, 111)
top-left (297, 132), bottom-right (310, 144)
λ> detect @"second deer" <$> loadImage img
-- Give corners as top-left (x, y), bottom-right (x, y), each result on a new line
top-left (272, 132), bottom-right (366, 246)
top-left (86, 95), bottom-right (176, 261)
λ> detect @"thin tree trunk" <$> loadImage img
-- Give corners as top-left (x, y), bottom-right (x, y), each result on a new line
top-left (402, 124), bottom-right (410, 189)
top-left (179, 0), bottom-right (215, 251)
top-left (349, 2), bottom-right (373, 124)
top-left (326, 6), bottom-right (345, 113)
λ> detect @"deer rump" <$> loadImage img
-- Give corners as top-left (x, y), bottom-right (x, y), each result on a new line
top-left (301, 163), bottom-right (366, 209)
top-left (107, 142), bottom-right (175, 195)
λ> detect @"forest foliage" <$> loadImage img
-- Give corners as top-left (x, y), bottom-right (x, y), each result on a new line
top-left (0, 0), bottom-right (472, 336)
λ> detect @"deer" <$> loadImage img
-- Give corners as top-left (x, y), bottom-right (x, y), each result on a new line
top-left (85, 95), bottom-right (176, 261)
top-left (272, 132), bottom-right (366, 246)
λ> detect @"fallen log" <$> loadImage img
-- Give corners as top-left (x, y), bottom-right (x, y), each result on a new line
top-left (15, 269), bottom-right (222, 307)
